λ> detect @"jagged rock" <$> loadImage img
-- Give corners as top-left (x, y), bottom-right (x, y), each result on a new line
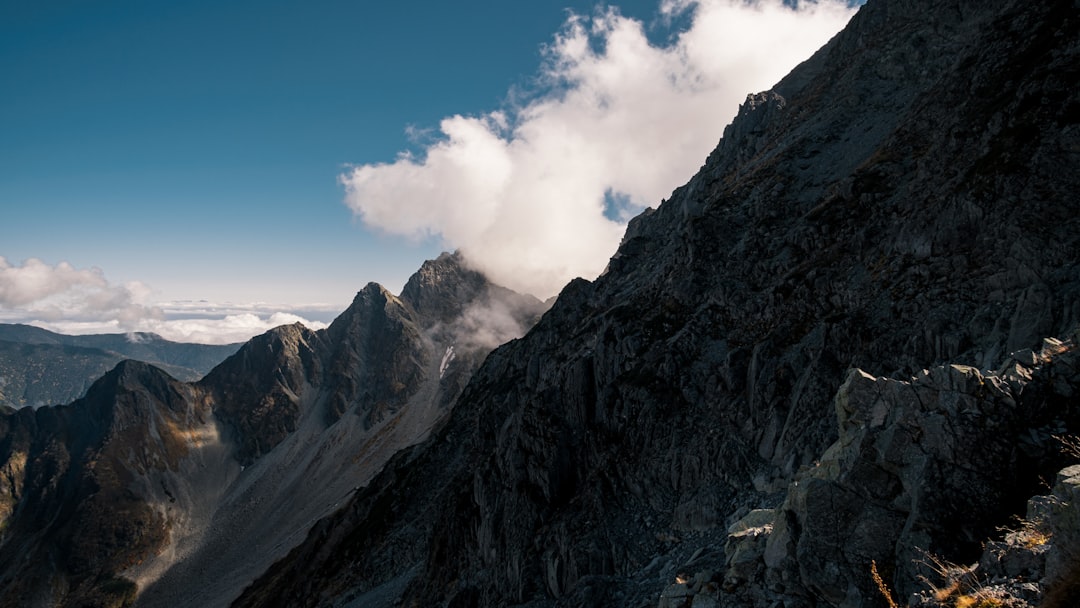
top-left (0, 361), bottom-right (213, 608)
top-left (133, 255), bottom-right (545, 608)
top-left (1045, 465), bottom-right (1080, 590)
top-left (6, 0), bottom-right (1078, 605)
top-left (908, 460), bottom-right (1080, 608)
top-left (657, 582), bottom-right (692, 608)
top-left (321, 284), bottom-right (430, 427)
top-left (723, 509), bottom-right (775, 592)
top-left (980, 539), bottom-right (1047, 583)
top-left (760, 339), bottom-right (1079, 607)
top-left (203, 322), bottom-right (327, 465)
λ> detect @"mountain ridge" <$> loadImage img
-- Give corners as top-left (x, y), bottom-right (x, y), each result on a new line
top-left (234, 0), bottom-right (1080, 606)
top-left (0, 324), bottom-right (241, 408)
top-left (1, 0), bottom-right (1078, 605)
top-left (0, 253), bottom-right (547, 608)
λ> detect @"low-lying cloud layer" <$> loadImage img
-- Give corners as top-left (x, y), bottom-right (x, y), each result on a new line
top-left (0, 257), bottom-right (329, 345)
top-left (342, 0), bottom-right (857, 298)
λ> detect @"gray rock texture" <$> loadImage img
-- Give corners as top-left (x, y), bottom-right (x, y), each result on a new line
top-left (905, 458), bottom-right (1080, 608)
top-left (733, 334), bottom-right (1080, 608)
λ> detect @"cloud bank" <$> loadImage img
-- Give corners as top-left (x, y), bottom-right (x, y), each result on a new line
top-left (0, 256), bottom-right (162, 326)
top-left (0, 257), bottom-right (329, 344)
top-left (34, 312), bottom-right (329, 346)
top-left (342, 0), bottom-right (857, 298)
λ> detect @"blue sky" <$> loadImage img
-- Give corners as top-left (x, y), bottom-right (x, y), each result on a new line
top-left (0, 0), bottom-right (857, 343)
top-left (3, 1), bottom-right (648, 298)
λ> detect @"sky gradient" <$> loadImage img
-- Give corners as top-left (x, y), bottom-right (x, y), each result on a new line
top-left (1, 0), bottom-right (858, 343)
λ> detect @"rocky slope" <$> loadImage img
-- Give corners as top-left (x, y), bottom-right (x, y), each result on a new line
top-left (0, 252), bottom-right (545, 608)
top-left (0, 360), bottom-right (220, 608)
top-left (708, 334), bottom-right (1080, 608)
top-left (0, 324), bottom-right (240, 408)
top-left (234, 0), bottom-right (1080, 606)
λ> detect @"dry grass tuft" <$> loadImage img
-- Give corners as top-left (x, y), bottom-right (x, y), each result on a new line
top-left (1054, 434), bottom-right (1080, 461)
top-left (915, 550), bottom-right (1015, 608)
top-left (953, 594), bottom-right (1003, 608)
top-left (998, 513), bottom-right (1052, 549)
top-left (871, 560), bottom-right (899, 608)
top-left (933, 579), bottom-right (961, 602)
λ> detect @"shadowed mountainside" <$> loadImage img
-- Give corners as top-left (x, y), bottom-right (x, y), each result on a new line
top-left (234, 0), bottom-right (1080, 606)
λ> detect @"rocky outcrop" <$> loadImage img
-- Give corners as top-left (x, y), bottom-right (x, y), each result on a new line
top-left (321, 285), bottom-right (429, 426)
top-left (711, 334), bottom-right (1079, 608)
top-left (1041, 465), bottom-right (1080, 608)
top-left (234, 0), bottom-right (1080, 606)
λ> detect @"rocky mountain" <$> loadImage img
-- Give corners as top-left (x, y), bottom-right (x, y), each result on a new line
top-left (0, 324), bottom-right (240, 408)
top-left (232, 0), bottom-right (1080, 607)
top-left (0, 252), bottom-right (546, 608)
top-left (1, 0), bottom-right (1078, 606)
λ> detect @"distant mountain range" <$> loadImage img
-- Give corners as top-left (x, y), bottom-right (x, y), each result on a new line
top-left (0, 0), bottom-right (1078, 607)
top-left (0, 324), bottom-right (241, 409)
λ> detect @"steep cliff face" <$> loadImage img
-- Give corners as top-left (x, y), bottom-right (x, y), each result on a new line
top-left (321, 285), bottom-right (430, 427)
top-left (0, 253), bottom-right (544, 608)
top-left (235, 0), bottom-right (1080, 606)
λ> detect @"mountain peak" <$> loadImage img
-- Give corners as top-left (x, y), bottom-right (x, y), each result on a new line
top-left (83, 358), bottom-right (177, 400)
top-left (201, 322), bottom-right (327, 464)
top-left (398, 251), bottom-right (491, 327)
top-left (325, 282), bottom-right (411, 345)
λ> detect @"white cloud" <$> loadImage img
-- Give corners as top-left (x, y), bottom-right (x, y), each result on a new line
top-left (136, 312), bottom-right (329, 345)
top-left (0, 258), bottom-right (331, 344)
top-left (342, 0), bottom-right (857, 298)
top-left (436, 292), bottom-right (542, 353)
top-left (0, 256), bottom-right (162, 325)
top-left (21, 311), bottom-right (329, 346)
top-left (0, 257), bottom-right (104, 306)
